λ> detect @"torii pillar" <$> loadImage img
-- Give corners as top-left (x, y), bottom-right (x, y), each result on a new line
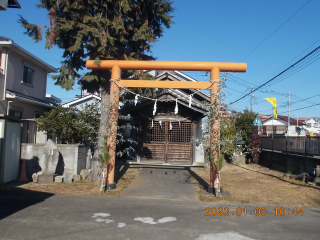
top-left (210, 67), bottom-right (220, 190)
top-left (86, 60), bottom-right (246, 191)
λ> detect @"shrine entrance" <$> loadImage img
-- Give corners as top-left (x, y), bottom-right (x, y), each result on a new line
top-left (86, 60), bottom-right (247, 190)
top-left (141, 121), bottom-right (192, 164)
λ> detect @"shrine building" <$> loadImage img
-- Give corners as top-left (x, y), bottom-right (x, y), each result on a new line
top-left (119, 70), bottom-right (210, 166)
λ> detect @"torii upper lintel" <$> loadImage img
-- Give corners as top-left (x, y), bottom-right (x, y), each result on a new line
top-left (86, 60), bottom-right (247, 72)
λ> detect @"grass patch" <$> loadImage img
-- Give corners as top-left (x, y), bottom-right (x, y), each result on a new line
top-left (1, 166), bottom-right (141, 196)
top-left (189, 163), bottom-right (320, 207)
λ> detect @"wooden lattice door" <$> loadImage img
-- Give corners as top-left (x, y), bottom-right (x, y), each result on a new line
top-left (141, 121), bottom-right (192, 164)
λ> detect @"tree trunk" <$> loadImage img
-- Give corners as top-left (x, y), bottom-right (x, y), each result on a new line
top-left (94, 82), bottom-right (110, 158)
top-left (92, 81), bottom-right (110, 186)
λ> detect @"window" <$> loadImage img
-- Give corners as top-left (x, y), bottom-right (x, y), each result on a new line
top-left (8, 110), bottom-right (22, 119)
top-left (22, 65), bottom-right (34, 85)
top-left (34, 112), bottom-right (43, 119)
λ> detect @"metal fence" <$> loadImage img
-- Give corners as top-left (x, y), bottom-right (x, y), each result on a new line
top-left (261, 136), bottom-right (320, 156)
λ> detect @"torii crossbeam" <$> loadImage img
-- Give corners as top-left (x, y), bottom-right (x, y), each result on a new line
top-left (86, 60), bottom-right (247, 191)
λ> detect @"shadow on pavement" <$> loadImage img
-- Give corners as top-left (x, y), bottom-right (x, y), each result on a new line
top-left (114, 164), bottom-right (130, 183)
top-left (0, 188), bottom-right (54, 220)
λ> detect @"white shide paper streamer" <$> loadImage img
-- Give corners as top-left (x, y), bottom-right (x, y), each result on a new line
top-left (174, 99), bottom-right (178, 114)
top-left (134, 94), bottom-right (139, 106)
top-left (153, 100), bottom-right (157, 115)
top-left (189, 95), bottom-right (192, 107)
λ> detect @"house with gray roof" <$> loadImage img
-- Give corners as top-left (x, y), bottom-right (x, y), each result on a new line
top-left (0, 35), bottom-right (60, 183)
top-left (0, 36), bottom-right (59, 143)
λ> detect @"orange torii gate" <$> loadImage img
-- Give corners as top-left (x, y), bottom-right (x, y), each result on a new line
top-left (86, 60), bottom-right (247, 191)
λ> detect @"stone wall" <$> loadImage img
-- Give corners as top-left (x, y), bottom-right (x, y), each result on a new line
top-left (21, 143), bottom-right (87, 179)
top-left (260, 150), bottom-right (320, 175)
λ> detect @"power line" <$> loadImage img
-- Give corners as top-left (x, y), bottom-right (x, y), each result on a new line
top-left (228, 74), bottom-right (259, 88)
top-left (230, 45), bottom-right (320, 105)
top-left (227, 77), bottom-right (252, 88)
top-left (261, 37), bottom-right (320, 82)
top-left (290, 76), bottom-right (320, 90)
top-left (225, 86), bottom-right (247, 94)
top-left (228, 74), bottom-right (298, 96)
top-left (228, 37), bottom-right (320, 94)
top-left (266, 51), bottom-right (320, 86)
top-left (229, 38), bottom-right (320, 100)
top-left (279, 102), bottom-right (320, 114)
top-left (291, 93), bottom-right (320, 105)
top-left (240, 0), bottom-right (311, 61)
top-left (251, 93), bottom-right (320, 113)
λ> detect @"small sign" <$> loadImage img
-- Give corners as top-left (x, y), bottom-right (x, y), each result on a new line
top-left (253, 115), bottom-right (262, 127)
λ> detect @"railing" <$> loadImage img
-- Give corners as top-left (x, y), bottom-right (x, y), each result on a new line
top-left (261, 136), bottom-right (320, 156)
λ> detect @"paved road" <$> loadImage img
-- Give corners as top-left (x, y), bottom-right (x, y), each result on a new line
top-left (0, 189), bottom-right (319, 240)
top-left (123, 168), bottom-right (198, 200)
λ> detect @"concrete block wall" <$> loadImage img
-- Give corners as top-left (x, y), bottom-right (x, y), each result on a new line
top-left (21, 143), bottom-right (87, 179)
top-left (260, 150), bottom-right (320, 175)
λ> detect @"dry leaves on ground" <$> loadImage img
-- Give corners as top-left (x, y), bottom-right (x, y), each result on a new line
top-left (2, 167), bottom-right (141, 196)
top-left (190, 163), bottom-right (320, 208)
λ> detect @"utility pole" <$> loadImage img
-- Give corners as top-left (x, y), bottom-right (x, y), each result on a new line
top-left (249, 85), bottom-right (254, 112)
top-left (284, 90), bottom-right (294, 136)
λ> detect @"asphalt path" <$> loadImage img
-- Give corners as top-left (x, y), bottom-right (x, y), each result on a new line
top-left (0, 189), bottom-right (319, 240)
top-left (122, 168), bottom-right (198, 200)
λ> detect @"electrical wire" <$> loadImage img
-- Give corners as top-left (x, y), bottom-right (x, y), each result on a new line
top-left (261, 37), bottom-right (320, 82)
top-left (278, 102), bottom-right (320, 114)
top-left (266, 51), bottom-right (320, 86)
top-left (291, 93), bottom-right (320, 105)
top-left (230, 45), bottom-right (320, 105)
top-left (228, 39), bottom-right (320, 103)
top-left (240, 0), bottom-right (311, 61)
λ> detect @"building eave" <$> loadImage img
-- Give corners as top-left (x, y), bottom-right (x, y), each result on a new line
top-left (6, 90), bottom-right (56, 108)
top-left (46, 93), bottom-right (62, 103)
top-left (62, 94), bottom-right (101, 108)
top-left (0, 37), bottom-right (57, 73)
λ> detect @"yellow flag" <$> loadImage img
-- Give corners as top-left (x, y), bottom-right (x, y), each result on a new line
top-left (264, 97), bottom-right (278, 118)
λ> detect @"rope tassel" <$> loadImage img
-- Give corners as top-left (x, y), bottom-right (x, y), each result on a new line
top-left (174, 98), bottom-right (178, 114)
top-left (189, 95), bottom-right (192, 107)
top-left (153, 99), bottom-right (157, 115)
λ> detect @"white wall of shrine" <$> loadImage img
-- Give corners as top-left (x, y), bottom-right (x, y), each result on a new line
top-left (193, 119), bottom-right (205, 164)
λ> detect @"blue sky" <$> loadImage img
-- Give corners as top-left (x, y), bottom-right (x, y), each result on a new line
top-left (1, 0), bottom-right (319, 117)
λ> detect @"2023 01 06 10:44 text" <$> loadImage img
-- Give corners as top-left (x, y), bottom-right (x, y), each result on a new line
top-left (205, 207), bottom-right (304, 216)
